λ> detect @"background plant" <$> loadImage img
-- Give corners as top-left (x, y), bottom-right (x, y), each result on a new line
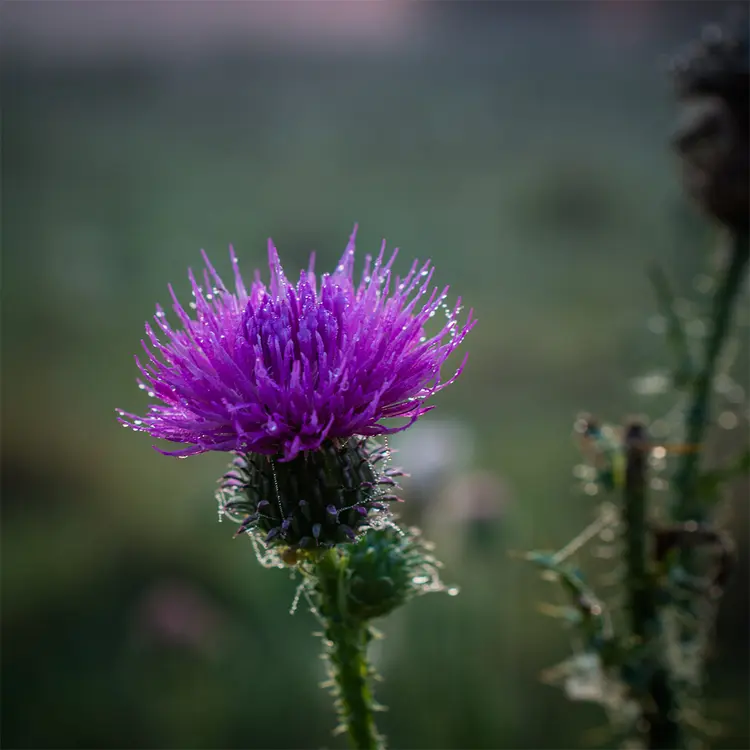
top-left (524, 14), bottom-right (749, 750)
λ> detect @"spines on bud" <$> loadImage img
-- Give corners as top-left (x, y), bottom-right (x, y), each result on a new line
top-left (345, 526), bottom-right (449, 621)
top-left (217, 438), bottom-right (402, 554)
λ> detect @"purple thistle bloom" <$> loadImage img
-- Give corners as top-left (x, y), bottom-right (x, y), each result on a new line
top-left (117, 226), bottom-right (475, 462)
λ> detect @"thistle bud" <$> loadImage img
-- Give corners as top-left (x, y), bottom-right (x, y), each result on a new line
top-left (345, 526), bottom-right (449, 621)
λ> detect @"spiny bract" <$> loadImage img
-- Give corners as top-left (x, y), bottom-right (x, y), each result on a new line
top-left (216, 437), bottom-right (403, 551)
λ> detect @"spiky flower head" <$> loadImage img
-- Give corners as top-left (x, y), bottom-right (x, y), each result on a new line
top-left (670, 14), bottom-right (749, 229)
top-left (117, 225), bottom-right (474, 461)
top-left (117, 227), bottom-right (475, 551)
top-left (671, 15), bottom-right (749, 128)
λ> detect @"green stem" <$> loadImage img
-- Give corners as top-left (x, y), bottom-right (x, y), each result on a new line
top-left (624, 423), bottom-right (683, 750)
top-left (672, 230), bottom-right (750, 523)
top-left (315, 549), bottom-right (381, 750)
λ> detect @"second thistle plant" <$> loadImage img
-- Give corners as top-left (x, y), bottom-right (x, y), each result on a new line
top-left (117, 226), bottom-right (475, 749)
top-left (524, 16), bottom-right (749, 750)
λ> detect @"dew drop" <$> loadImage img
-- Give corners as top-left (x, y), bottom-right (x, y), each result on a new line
top-left (686, 320), bottom-right (706, 338)
top-left (715, 373), bottom-right (734, 393)
top-left (693, 274), bottom-right (715, 294)
top-left (572, 464), bottom-right (596, 481)
top-left (648, 315), bottom-right (667, 334)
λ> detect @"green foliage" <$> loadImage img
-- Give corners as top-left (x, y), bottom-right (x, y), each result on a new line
top-left (525, 242), bottom-right (749, 748)
top-left (648, 263), bottom-right (695, 388)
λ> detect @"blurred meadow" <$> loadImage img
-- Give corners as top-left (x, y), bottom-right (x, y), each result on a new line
top-left (2, 2), bottom-right (748, 748)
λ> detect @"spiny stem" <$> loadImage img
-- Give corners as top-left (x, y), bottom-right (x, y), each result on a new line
top-left (316, 548), bottom-right (382, 750)
top-left (623, 424), bottom-right (683, 750)
top-left (672, 229), bottom-right (749, 523)
top-left (659, 230), bottom-right (748, 746)
top-left (624, 424), bottom-right (654, 638)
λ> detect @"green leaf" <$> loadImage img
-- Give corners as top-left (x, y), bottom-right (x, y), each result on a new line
top-left (695, 447), bottom-right (750, 507)
top-left (648, 263), bottom-right (694, 385)
top-left (536, 603), bottom-right (584, 625)
top-left (733, 447), bottom-right (750, 475)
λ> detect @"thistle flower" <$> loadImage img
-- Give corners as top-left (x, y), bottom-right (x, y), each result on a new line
top-left (117, 226), bottom-right (474, 460)
top-left (117, 226), bottom-right (475, 549)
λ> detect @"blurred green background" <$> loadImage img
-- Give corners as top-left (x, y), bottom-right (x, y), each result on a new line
top-left (2, 2), bottom-right (748, 748)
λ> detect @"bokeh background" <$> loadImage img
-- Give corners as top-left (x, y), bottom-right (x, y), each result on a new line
top-left (2, 2), bottom-right (748, 748)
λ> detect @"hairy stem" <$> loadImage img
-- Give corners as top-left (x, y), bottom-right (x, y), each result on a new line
top-left (672, 229), bottom-right (750, 523)
top-left (315, 548), bottom-right (381, 750)
top-left (624, 424), bottom-right (683, 749)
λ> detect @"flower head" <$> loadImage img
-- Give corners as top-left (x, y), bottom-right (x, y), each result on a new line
top-left (117, 226), bottom-right (475, 462)
top-left (670, 15), bottom-right (749, 229)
